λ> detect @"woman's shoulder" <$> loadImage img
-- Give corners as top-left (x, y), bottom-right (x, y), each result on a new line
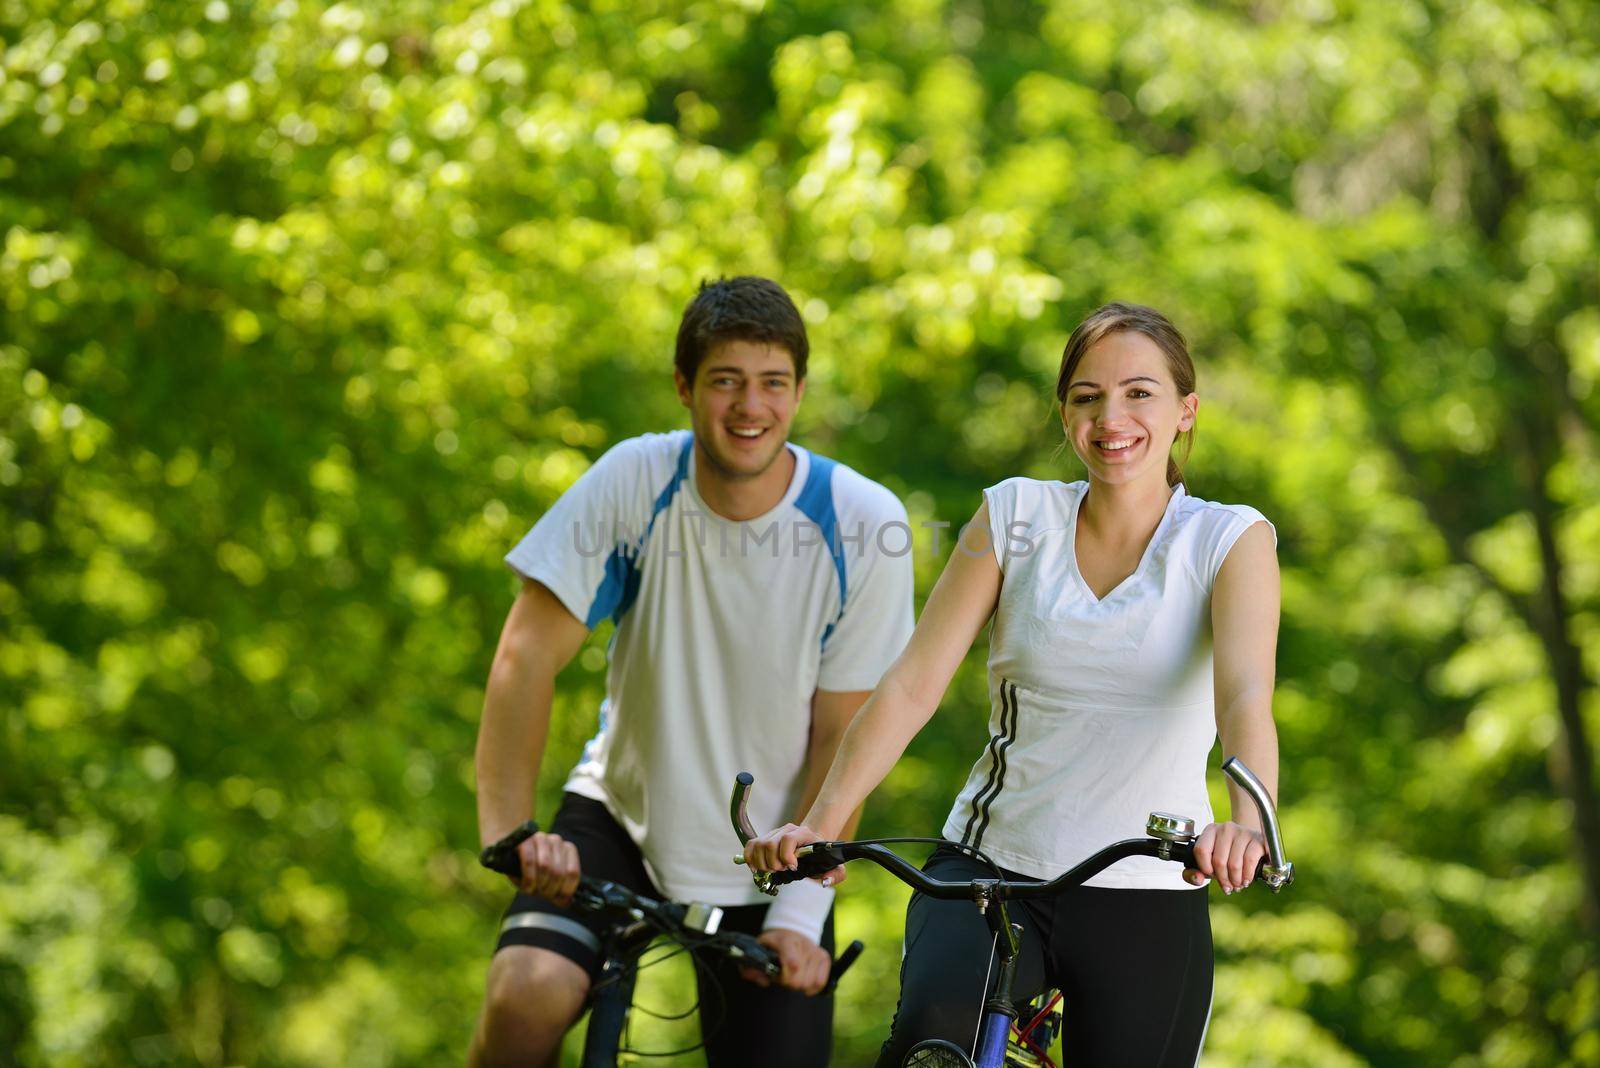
top-left (983, 476), bottom-right (1084, 514)
top-left (1171, 488), bottom-right (1277, 583)
top-left (1174, 489), bottom-right (1274, 538)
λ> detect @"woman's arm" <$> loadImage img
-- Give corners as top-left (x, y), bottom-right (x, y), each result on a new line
top-left (743, 501), bottom-right (1004, 873)
top-left (1187, 520), bottom-right (1281, 893)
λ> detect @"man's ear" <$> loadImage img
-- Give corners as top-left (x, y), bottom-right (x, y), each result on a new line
top-left (674, 368), bottom-right (693, 408)
top-left (794, 375), bottom-right (806, 406)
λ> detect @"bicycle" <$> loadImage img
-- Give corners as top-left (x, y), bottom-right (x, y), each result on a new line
top-left (481, 821), bottom-right (865, 1067)
top-left (730, 757), bottom-right (1294, 1068)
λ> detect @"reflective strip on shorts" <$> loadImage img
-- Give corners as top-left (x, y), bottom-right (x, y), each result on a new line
top-left (500, 912), bottom-right (601, 954)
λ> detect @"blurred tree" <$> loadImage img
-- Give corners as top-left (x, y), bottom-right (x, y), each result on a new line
top-left (2, 0), bottom-right (1596, 1065)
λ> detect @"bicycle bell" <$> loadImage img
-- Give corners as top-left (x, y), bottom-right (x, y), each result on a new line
top-left (1146, 812), bottom-right (1197, 844)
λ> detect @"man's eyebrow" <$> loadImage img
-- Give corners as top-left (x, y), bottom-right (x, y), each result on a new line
top-left (1067, 375), bottom-right (1161, 389)
top-left (704, 365), bottom-right (793, 377)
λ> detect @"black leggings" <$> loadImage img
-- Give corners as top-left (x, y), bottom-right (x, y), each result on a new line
top-left (877, 845), bottom-right (1213, 1067)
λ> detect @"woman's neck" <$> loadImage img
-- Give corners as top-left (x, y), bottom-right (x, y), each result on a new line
top-left (1078, 473), bottom-right (1175, 541)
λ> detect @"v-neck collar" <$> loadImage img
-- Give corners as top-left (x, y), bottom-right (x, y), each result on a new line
top-left (1067, 483), bottom-right (1186, 604)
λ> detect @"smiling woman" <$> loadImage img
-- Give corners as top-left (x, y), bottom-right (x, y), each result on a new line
top-left (1056, 302), bottom-right (1198, 489)
top-left (739, 300), bottom-right (1282, 1065)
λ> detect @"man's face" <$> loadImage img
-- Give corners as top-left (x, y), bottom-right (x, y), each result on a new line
top-left (675, 339), bottom-right (805, 481)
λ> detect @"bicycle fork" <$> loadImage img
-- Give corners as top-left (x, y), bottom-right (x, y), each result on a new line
top-left (973, 890), bottom-right (1023, 1068)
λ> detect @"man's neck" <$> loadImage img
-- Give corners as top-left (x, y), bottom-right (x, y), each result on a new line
top-left (694, 443), bottom-right (797, 522)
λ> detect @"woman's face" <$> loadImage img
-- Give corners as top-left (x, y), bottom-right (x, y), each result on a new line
top-left (1060, 331), bottom-right (1198, 487)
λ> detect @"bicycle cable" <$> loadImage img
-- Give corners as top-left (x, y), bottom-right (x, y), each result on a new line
top-left (616, 927), bottom-right (736, 1058)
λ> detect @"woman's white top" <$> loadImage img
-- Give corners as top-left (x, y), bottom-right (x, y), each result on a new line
top-left (941, 478), bottom-right (1274, 890)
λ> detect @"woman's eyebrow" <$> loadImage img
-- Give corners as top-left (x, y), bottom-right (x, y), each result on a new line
top-left (1068, 375), bottom-right (1161, 389)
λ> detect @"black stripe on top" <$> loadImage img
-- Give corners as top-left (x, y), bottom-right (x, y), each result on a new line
top-left (960, 680), bottom-right (1019, 850)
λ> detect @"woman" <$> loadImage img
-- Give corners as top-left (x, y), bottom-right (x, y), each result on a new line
top-left (742, 302), bottom-right (1281, 1066)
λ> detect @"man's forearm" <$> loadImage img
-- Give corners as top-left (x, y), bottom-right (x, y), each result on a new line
top-left (475, 652), bottom-right (557, 847)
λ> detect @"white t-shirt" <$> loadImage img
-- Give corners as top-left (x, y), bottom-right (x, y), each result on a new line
top-left (942, 478), bottom-right (1274, 890)
top-left (507, 431), bottom-right (915, 934)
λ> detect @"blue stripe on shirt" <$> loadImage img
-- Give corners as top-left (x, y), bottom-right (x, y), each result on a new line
top-left (793, 451), bottom-right (846, 646)
top-left (584, 435), bottom-right (693, 628)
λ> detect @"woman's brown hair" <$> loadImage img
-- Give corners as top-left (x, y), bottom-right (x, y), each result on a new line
top-left (1055, 302), bottom-right (1196, 487)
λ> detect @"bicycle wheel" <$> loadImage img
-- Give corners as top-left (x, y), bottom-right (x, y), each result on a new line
top-left (903, 1038), bottom-right (976, 1067)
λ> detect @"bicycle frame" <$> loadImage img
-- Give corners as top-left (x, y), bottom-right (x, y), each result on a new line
top-left (580, 917), bottom-right (656, 1068)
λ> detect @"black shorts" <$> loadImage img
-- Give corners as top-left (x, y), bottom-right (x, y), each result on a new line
top-left (877, 843), bottom-right (1213, 1067)
top-left (495, 792), bottom-right (836, 1067)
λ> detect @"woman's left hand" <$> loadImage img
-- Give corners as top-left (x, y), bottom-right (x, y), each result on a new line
top-left (1184, 821), bottom-right (1266, 894)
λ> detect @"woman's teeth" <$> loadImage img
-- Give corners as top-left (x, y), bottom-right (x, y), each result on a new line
top-left (1096, 438), bottom-right (1137, 451)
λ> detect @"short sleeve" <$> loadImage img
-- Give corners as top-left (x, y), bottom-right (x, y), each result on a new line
top-left (981, 480), bottom-right (1023, 571)
top-left (504, 440), bottom-right (655, 629)
top-left (1196, 505), bottom-right (1276, 588)
top-left (815, 489), bottom-right (916, 693)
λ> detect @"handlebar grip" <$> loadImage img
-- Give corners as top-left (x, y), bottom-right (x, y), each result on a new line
top-left (729, 933), bottom-right (782, 978)
top-left (767, 845), bottom-right (846, 887)
top-left (479, 820), bottom-right (540, 879)
top-left (1163, 841), bottom-right (1277, 889)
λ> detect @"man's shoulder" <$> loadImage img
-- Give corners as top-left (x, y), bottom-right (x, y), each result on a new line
top-left (559, 431), bottom-right (691, 521)
top-left (600, 430), bottom-right (692, 474)
top-left (803, 450), bottom-right (908, 525)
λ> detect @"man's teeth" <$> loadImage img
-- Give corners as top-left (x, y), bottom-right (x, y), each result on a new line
top-left (730, 428), bottom-right (764, 438)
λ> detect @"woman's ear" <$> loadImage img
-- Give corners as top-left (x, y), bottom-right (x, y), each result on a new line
top-left (1178, 393), bottom-right (1199, 432)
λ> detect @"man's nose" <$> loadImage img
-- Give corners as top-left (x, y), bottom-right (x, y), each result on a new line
top-left (734, 381), bottom-right (764, 410)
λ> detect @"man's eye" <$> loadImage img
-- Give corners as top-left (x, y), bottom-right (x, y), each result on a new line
top-left (712, 377), bottom-right (737, 387)
top-left (765, 379), bottom-right (788, 389)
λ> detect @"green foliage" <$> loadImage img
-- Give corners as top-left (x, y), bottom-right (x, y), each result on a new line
top-left (3, 0), bottom-right (1597, 1065)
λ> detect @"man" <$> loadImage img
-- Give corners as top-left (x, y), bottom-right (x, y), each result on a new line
top-left (468, 276), bottom-right (915, 1067)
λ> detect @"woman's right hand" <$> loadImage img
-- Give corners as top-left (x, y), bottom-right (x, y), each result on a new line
top-left (513, 830), bottom-right (582, 906)
top-left (742, 823), bottom-right (847, 887)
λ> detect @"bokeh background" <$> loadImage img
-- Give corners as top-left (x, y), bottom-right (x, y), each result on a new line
top-left (4, 0), bottom-right (1599, 1064)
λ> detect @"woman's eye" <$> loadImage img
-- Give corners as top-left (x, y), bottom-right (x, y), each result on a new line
top-left (1129, 389), bottom-right (1152, 399)
top-left (1072, 394), bottom-right (1097, 405)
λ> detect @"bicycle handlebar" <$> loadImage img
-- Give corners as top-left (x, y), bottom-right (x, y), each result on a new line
top-left (731, 755), bottom-right (1294, 899)
top-left (480, 821), bottom-right (864, 991)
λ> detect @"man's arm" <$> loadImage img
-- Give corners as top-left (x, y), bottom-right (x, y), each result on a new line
top-left (475, 577), bottom-right (590, 900)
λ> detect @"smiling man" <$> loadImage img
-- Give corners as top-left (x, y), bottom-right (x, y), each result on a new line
top-left (469, 277), bottom-right (915, 1067)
